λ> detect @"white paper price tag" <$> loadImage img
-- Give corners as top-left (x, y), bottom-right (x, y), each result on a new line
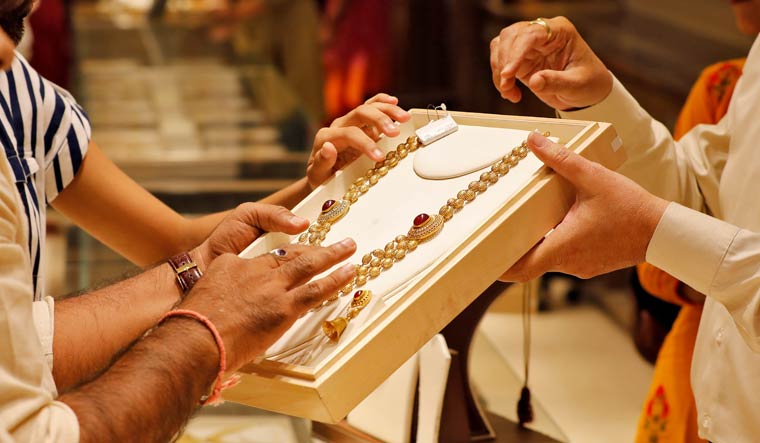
top-left (415, 114), bottom-right (459, 146)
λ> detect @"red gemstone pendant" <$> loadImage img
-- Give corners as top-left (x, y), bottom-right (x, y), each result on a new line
top-left (351, 290), bottom-right (372, 309)
top-left (413, 213), bottom-right (430, 227)
top-left (407, 214), bottom-right (444, 241)
top-left (322, 200), bottom-right (336, 212)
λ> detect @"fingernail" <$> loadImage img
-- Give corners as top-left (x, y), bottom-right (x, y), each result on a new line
top-left (320, 149), bottom-right (330, 159)
top-left (372, 149), bottom-right (384, 160)
top-left (383, 121), bottom-right (397, 133)
top-left (289, 215), bottom-right (307, 225)
top-left (531, 131), bottom-right (549, 148)
top-left (338, 263), bottom-right (355, 275)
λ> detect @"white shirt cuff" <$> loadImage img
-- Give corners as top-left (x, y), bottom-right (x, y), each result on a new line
top-left (646, 202), bottom-right (739, 297)
top-left (557, 75), bottom-right (649, 143)
top-left (32, 296), bottom-right (56, 370)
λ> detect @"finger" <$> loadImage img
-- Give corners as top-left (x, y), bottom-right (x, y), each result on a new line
top-left (371, 102), bottom-right (412, 124)
top-left (500, 220), bottom-right (576, 282)
top-left (496, 26), bottom-right (520, 79)
top-left (234, 203), bottom-right (308, 235)
top-left (317, 126), bottom-right (384, 161)
top-left (309, 141), bottom-right (338, 186)
top-left (289, 263), bottom-right (357, 310)
top-left (358, 103), bottom-right (411, 136)
top-left (500, 76), bottom-right (523, 103)
top-left (278, 238), bottom-right (357, 288)
top-left (256, 243), bottom-right (318, 269)
top-left (504, 27), bottom-right (548, 77)
top-left (490, 36), bottom-right (503, 91)
top-left (494, 32), bottom-right (526, 102)
top-left (528, 68), bottom-right (583, 96)
top-left (499, 243), bottom-right (546, 283)
top-left (490, 35), bottom-right (521, 102)
top-left (338, 103), bottom-right (411, 136)
top-left (365, 93), bottom-right (399, 105)
top-left (526, 132), bottom-right (599, 192)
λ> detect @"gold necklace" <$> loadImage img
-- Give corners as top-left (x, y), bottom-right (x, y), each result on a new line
top-left (290, 132), bottom-right (546, 344)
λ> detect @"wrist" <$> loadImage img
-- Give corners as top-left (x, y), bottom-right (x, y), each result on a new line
top-left (160, 315), bottom-right (220, 365)
top-left (642, 197), bottom-right (669, 259)
top-left (159, 309), bottom-right (239, 404)
top-left (155, 315), bottom-right (220, 388)
top-left (167, 252), bottom-right (204, 300)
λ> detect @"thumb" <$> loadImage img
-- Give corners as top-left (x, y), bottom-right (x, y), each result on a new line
top-left (235, 203), bottom-right (308, 235)
top-left (309, 142), bottom-right (338, 187)
top-left (529, 68), bottom-right (587, 95)
top-left (527, 132), bottom-right (596, 192)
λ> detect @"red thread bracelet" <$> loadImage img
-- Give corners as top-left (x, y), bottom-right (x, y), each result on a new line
top-left (159, 309), bottom-right (238, 406)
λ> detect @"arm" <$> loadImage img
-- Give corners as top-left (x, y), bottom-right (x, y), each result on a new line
top-left (53, 95), bottom-right (410, 267)
top-left (258, 176), bottom-right (312, 208)
top-left (647, 204), bottom-right (760, 351)
top-left (59, 317), bottom-right (219, 443)
top-left (490, 17), bottom-right (729, 213)
top-left (51, 203), bottom-right (310, 392)
top-left (501, 134), bottom-right (759, 352)
top-left (51, 259), bottom-right (183, 391)
top-left (559, 77), bottom-right (729, 214)
top-left (59, 237), bottom-right (357, 443)
top-left (50, 141), bottom-right (222, 267)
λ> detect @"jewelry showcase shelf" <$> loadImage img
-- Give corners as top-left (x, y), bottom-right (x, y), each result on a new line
top-left (224, 110), bottom-right (625, 423)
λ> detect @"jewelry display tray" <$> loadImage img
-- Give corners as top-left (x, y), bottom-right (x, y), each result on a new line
top-left (225, 110), bottom-right (624, 423)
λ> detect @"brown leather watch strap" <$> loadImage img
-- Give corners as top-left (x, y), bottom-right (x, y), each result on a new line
top-left (168, 252), bottom-right (203, 293)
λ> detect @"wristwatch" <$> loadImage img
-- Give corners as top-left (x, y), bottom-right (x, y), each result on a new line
top-left (168, 252), bottom-right (203, 293)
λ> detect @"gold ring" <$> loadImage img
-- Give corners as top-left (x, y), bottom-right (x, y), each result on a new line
top-left (529, 18), bottom-right (552, 39)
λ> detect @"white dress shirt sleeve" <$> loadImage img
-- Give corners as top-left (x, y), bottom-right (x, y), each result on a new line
top-left (559, 74), bottom-right (760, 351)
top-left (559, 75), bottom-right (730, 216)
top-left (647, 203), bottom-right (760, 352)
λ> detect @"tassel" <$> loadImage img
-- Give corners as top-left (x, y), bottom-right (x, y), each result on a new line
top-left (517, 385), bottom-right (534, 425)
top-left (516, 281), bottom-right (535, 427)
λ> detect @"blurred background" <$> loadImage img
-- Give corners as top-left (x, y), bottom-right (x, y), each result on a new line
top-left (34, 0), bottom-right (755, 442)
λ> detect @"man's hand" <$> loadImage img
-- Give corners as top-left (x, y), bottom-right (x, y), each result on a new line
top-left (501, 132), bottom-right (668, 282)
top-left (194, 203), bottom-right (309, 270)
top-left (182, 239), bottom-right (358, 371)
top-left (307, 93), bottom-right (412, 189)
top-left (60, 238), bottom-right (357, 443)
top-left (490, 17), bottom-right (613, 110)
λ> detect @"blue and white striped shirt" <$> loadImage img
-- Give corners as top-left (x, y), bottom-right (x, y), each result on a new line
top-left (1, 52), bottom-right (91, 301)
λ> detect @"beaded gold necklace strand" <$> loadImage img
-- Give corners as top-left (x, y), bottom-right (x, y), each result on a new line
top-left (292, 132), bottom-right (547, 344)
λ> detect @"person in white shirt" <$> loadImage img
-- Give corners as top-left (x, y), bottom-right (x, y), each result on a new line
top-left (490, 13), bottom-right (760, 443)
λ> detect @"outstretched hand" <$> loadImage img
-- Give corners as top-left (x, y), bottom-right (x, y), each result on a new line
top-left (490, 17), bottom-right (613, 110)
top-left (182, 239), bottom-right (358, 371)
top-left (194, 203), bottom-right (309, 270)
top-left (307, 93), bottom-right (411, 189)
top-left (501, 132), bottom-right (668, 282)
